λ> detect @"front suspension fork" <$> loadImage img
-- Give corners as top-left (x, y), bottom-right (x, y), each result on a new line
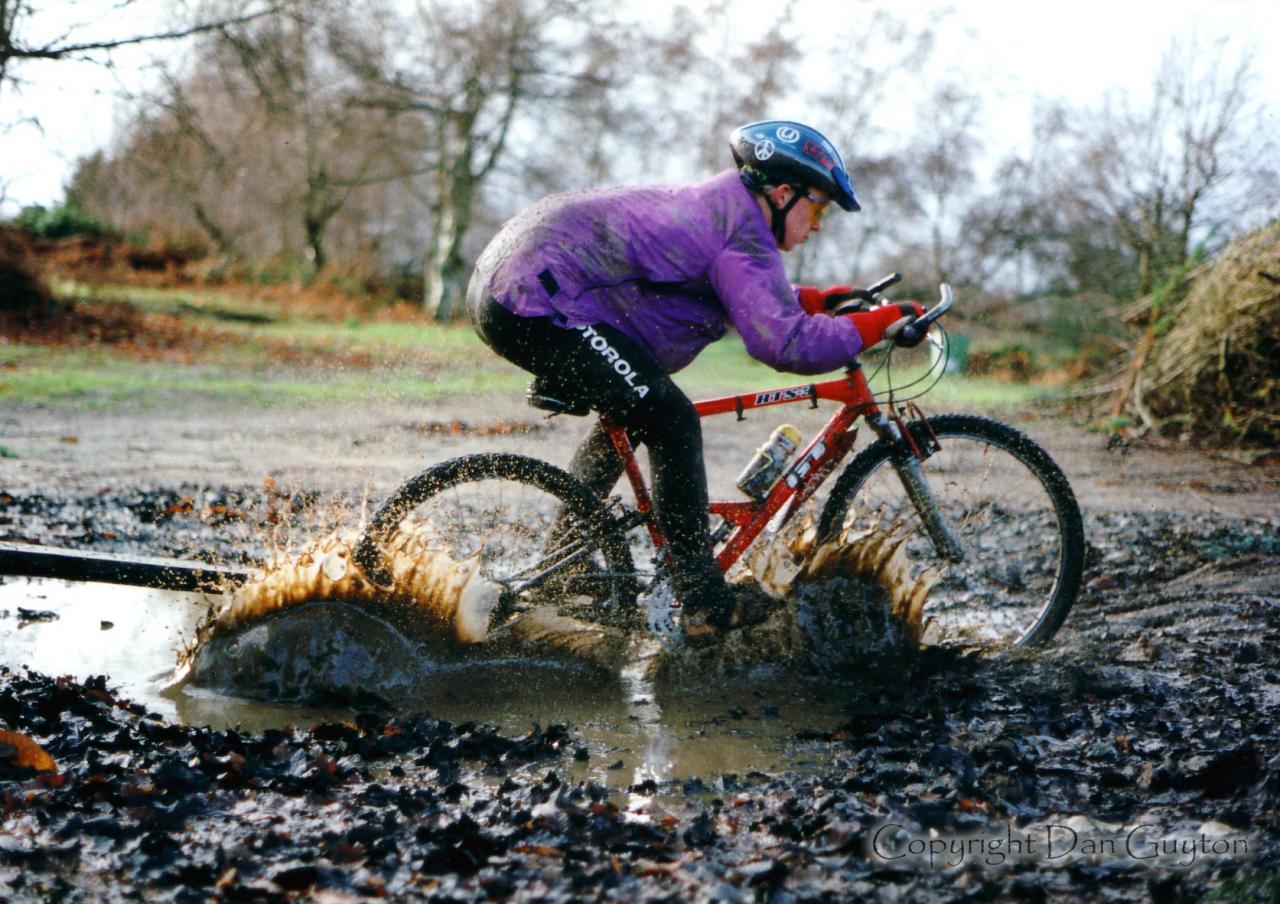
top-left (867, 411), bottom-right (966, 562)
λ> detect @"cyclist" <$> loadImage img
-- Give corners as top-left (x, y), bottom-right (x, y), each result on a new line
top-left (467, 119), bottom-right (923, 642)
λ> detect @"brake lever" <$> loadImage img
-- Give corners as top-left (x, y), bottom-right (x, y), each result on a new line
top-left (827, 273), bottom-right (903, 313)
top-left (865, 272), bottom-right (902, 296)
top-left (889, 316), bottom-right (928, 348)
top-left (830, 297), bottom-right (875, 316)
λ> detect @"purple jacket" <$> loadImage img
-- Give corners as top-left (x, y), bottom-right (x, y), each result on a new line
top-left (469, 169), bottom-right (862, 374)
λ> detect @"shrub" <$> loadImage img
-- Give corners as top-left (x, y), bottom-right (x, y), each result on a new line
top-left (1117, 221), bottom-right (1280, 445)
top-left (0, 226), bottom-right (57, 316)
top-left (15, 202), bottom-right (115, 240)
top-left (964, 343), bottom-right (1040, 382)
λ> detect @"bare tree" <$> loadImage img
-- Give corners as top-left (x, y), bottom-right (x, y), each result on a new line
top-left (0, 0), bottom-right (278, 97)
top-left (210, 2), bottom-right (416, 270)
top-left (71, 0), bottom-right (423, 272)
top-left (342, 0), bottom-right (622, 319)
top-left (788, 6), bottom-right (938, 285)
top-left (873, 81), bottom-right (985, 289)
top-left (1024, 38), bottom-right (1276, 300)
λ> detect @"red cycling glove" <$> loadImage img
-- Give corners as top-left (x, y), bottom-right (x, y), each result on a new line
top-left (845, 302), bottom-right (925, 348)
top-left (796, 285), bottom-right (857, 317)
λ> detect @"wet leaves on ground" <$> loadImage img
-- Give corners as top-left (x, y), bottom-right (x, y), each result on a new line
top-left (1, 494), bottom-right (1278, 900)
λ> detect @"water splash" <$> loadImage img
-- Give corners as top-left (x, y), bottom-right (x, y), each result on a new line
top-left (184, 513), bottom-right (934, 701)
top-left (211, 525), bottom-right (500, 645)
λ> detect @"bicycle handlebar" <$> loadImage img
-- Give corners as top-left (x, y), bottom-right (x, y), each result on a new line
top-left (896, 283), bottom-right (952, 347)
top-left (865, 272), bottom-right (902, 297)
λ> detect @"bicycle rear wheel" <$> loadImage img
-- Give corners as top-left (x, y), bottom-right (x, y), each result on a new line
top-left (818, 414), bottom-right (1084, 651)
top-left (354, 454), bottom-right (638, 623)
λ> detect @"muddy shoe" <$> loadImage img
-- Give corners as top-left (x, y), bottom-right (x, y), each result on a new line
top-left (683, 584), bottom-right (776, 646)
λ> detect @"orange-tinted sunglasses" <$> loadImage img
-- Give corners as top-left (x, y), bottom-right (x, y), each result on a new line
top-left (800, 189), bottom-right (831, 222)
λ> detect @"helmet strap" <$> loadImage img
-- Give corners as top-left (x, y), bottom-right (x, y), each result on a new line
top-left (763, 187), bottom-right (805, 245)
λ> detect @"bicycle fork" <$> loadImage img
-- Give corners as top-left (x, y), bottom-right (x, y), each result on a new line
top-left (867, 412), bottom-right (966, 563)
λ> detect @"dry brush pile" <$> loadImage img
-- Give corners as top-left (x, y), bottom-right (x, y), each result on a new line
top-left (1112, 221), bottom-right (1280, 446)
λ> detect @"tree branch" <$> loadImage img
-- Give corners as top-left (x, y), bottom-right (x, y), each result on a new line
top-left (5, 5), bottom-right (281, 63)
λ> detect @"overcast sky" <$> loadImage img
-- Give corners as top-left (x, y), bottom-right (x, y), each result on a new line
top-left (1, 0), bottom-right (1275, 216)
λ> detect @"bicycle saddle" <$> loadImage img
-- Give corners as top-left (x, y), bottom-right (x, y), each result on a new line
top-left (526, 376), bottom-right (591, 417)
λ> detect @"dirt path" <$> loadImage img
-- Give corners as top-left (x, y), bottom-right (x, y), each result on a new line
top-left (2, 394), bottom-right (1278, 901)
top-left (5, 393), bottom-right (1276, 518)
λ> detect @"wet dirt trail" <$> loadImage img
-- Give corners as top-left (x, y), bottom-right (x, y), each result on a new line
top-left (1, 396), bottom-right (1278, 901)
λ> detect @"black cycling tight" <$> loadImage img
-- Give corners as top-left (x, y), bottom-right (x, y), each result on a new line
top-left (472, 298), bottom-right (723, 597)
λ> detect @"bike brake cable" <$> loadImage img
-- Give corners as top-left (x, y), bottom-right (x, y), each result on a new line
top-left (873, 324), bottom-right (950, 405)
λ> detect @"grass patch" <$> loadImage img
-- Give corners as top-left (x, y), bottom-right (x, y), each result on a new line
top-left (7, 281), bottom-right (1056, 412)
top-left (55, 280), bottom-right (283, 323)
top-left (0, 344), bottom-right (529, 408)
top-left (54, 280), bottom-right (478, 363)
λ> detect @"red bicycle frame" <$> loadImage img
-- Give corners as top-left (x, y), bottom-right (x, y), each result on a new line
top-left (603, 363), bottom-right (887, 574)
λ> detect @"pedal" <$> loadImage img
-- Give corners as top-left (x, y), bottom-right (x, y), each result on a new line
top-left (641, 577), bottom-right (682, 650)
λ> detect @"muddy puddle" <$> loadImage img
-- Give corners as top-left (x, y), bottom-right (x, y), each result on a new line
top-left (0, 576), bottom-right (878, 792)
top-left (2, 484), bottom-right (1279, 900)
top-left (0, 578), bottom-right (213, 721)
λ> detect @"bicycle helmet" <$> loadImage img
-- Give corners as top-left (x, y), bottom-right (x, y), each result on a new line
top-left (731, 120), bottom-right (860, 242)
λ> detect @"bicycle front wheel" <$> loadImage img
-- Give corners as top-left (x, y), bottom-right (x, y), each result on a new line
top-left (818, 414), bottom-right (1084, 651)
top-left (354, 454), bottom-right (638, 621)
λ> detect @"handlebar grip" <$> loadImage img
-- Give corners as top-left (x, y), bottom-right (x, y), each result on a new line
top-left (892, 284), bottom-right (952, 347)
top-left (866, 272), bottom-right (903, 296)
top-left (897, 320), bottom-right (924, 347)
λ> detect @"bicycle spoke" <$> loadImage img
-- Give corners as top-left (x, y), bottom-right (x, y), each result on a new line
top-left (821, 415), bottom-right (1083, 652)
top-left (359, 455), bottom-right (641, 624)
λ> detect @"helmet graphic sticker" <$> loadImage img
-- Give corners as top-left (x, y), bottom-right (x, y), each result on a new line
top-left (802, 140), bottom-right (835, 169)
top-left (730, 119), bottom-right (861, 212)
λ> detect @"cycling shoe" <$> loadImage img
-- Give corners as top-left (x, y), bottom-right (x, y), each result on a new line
top-left (683, 584), bottom-right (776, 646)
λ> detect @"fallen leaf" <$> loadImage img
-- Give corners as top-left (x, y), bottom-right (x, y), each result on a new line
top-left (0, 729), bottom-right (58, 772)
top-left (513, 844), bottom-right (565, 859)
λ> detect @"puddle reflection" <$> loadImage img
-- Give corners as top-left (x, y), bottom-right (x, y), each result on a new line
top-left (0, 578), bottom-right (853, 786)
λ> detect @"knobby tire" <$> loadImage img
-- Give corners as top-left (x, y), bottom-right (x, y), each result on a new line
top-left (818, 414), bottom-right (1085, 650)
top-left (354, 453), bottom-right (637, 617)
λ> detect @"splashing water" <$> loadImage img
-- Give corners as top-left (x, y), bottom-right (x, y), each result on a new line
top-left (183, 511), bottom-right (937, 704)
top-left (210, 525), bottom-right (501, 645)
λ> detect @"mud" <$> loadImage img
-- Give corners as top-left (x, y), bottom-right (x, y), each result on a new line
top-left (2, 397), bottom-right (1279, 899)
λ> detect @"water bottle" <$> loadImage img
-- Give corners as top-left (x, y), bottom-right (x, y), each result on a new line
top-left (735, 424), bottom-right (802, 501)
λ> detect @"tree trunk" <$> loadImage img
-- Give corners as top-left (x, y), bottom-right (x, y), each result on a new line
top-left (423, 170), bottom-right (475, 321)
top-left (304, 208), bottom-right (327, 272)
top-left (423, 202), bottom-right (456, 320)
top-left (1136, 242), bottom-right (1152, 297)
top-left (191, 201), bottom-right (241, 259)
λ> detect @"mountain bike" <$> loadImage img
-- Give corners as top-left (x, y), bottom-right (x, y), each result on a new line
top-left (354, 280), bottom-right (1085, 653)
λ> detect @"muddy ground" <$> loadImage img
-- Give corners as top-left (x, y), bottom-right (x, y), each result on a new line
top-left (1, 394), bottom-right (1278, 901)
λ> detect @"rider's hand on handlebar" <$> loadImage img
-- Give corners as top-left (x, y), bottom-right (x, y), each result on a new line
top-left (844, 302), bottom-right (927, 348)
top-left (796, 284), bottom-right (857, 316)
top-left (828, 288), bottom-right (883, 315)
top-left (884, 302), bottom-right (931, 347)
